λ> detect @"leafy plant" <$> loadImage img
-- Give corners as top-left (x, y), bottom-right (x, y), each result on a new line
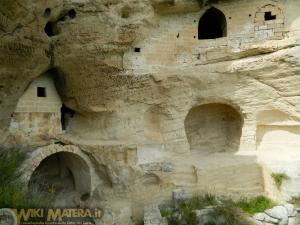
top-left (235, 195), bottom-right (275, 215)
top-left (0, 147), bottom-right (52, 208)
top-left (160, 193), bottom-right (276, 225)
top-left (0, 148), bottom-right (25, 184)
top-left (211, 203), bottom-right (253, 225)
top-left (134, 220), bottom-right (144, 225)
top-left (271, 172), bottom-right (290, 190)
top-left (160, 193), bottom-right (220, 225)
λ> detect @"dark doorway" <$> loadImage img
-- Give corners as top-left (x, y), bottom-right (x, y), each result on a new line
top-left (61, 105), bottom-right (75, 131)
top-left (198, 7), bottom-right (227, 39)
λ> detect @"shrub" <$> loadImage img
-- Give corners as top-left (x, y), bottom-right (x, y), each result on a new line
top-left (235, 195), bottom-right (275, 215)
top-left (134, 220), bottom-right (144, 225)
top-left (271, 172), bottom-right (290, 190)
top-left (188, 193), bottom-right (219, 209)
top-left (211, 203), bottom-right (253, 225)
top-left (0, 148), bottom-right (52, 208)
top-left (0, 148), bottom-right (25, 184)
top-left (160, 193), bottom-right (276, 225)
top-left (160, 193), bottom-right (220, 225)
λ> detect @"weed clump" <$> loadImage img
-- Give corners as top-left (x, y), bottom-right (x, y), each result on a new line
top-left (235, 195), bottom-right (275, 215)
top-left (0, 148), bottom-right (52, 208)
top-left (160, 193), bottom-right (275, 225)
top-left (271, 172), bottom-right (290, 190)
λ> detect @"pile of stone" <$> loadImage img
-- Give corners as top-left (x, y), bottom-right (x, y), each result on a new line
top-left (252, 204), bottom-right (300, 225)
top-left (143, 203), bottom-right (300, 225)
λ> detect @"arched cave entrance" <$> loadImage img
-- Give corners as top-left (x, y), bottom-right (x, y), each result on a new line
top-left (198, 7), bottom-right (227, 39)
top-left (184, 103), bottom-right (243, 153)
top-left (29, 151), bottom-right (91, 199)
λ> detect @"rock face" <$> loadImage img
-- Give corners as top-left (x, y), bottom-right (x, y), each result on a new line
top-left (252, 204), bottom-right (300, 225)
top-left (2, 0), bottom-right (300, 224)
top-left (144, 205), bottom-right (168, 225)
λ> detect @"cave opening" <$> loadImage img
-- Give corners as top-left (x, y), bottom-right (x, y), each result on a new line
top-left (29, 152), bottom-right (91, 198)
top-left (44, 8), bottom-right (51, 17)
top-left (44, 22), bottom-right (56, 37)
top-left (44, 9), bottom-right (77, 37)
top-left (61, 104), bottom-right (75, 131)
top-left (198, 7), bottom-right (227, 39)
top-left (68, 9), bottom-right (77, 19)
top-left (134, 47), bottom-right (141, 52)
top-left (184, 103), bottom-right (243, 153)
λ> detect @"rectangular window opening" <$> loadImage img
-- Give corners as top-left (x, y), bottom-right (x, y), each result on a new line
top-left (37, 87), bottom-right (46, 97)
top-left (264, 11), bottom-right (276, 21)
top-left (134, 47), bottom-right (141, 53)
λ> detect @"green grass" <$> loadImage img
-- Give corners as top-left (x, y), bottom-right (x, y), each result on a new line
top-left (235, 195), bottom-right (275, 215)
top-left (0, 148), bottom-right (52, 208)
top-left (177, 193), bottom-right (219, 213)
top-left (271, 172), bottom-right (290, 190)
top-left (160, 193), bottom-right (275, 225)
top-left (134, 220), bottom-right (144, 225)
top-left (160, 193), bottom-right (220, 225)
top-left (211, 203), bottom-right (253, 225)
top-left (0, 148), bottom-right (25, 184)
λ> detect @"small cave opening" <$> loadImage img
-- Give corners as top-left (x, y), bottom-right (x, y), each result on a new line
top-left (61, 104), bottom-right (75, 131)
top-left (44, 9), bottom-right (77, 37)
top-left (68, 9), bottom-right (77, 19)
top-left (198, 7), bottom-right (227, 39)
top-left (44, 8), bottom-right (51, 17)
top-left (29, 152), bottom-right (91, 205)
top-left (44, 21), bottom-right (57, 37)
top-left (134, 47), bottom-right (141, 52)
top-left (264, 11), bottom-right (276, 21)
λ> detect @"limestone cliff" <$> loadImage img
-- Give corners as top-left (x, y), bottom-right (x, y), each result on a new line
top-left (1, 0), bottom-right (300, 224)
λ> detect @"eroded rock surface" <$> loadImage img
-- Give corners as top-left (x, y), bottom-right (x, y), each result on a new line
top-left (2, 0), bottom-right (300, 224)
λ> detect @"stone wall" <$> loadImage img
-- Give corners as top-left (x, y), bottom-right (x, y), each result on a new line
top-left (123, 0), bottom-right (287, 73)
top-left (14, 72), bottom-right (61, 113)
top-left (8, 72), bottom-right (62, 145)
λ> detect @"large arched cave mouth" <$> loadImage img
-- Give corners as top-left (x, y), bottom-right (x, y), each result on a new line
top-left (198, 7), bottom-right (227, 39)
top-left (29, 152), bottom-right (91, 199)
top-left (184, 103), bottom-right (243, 153)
